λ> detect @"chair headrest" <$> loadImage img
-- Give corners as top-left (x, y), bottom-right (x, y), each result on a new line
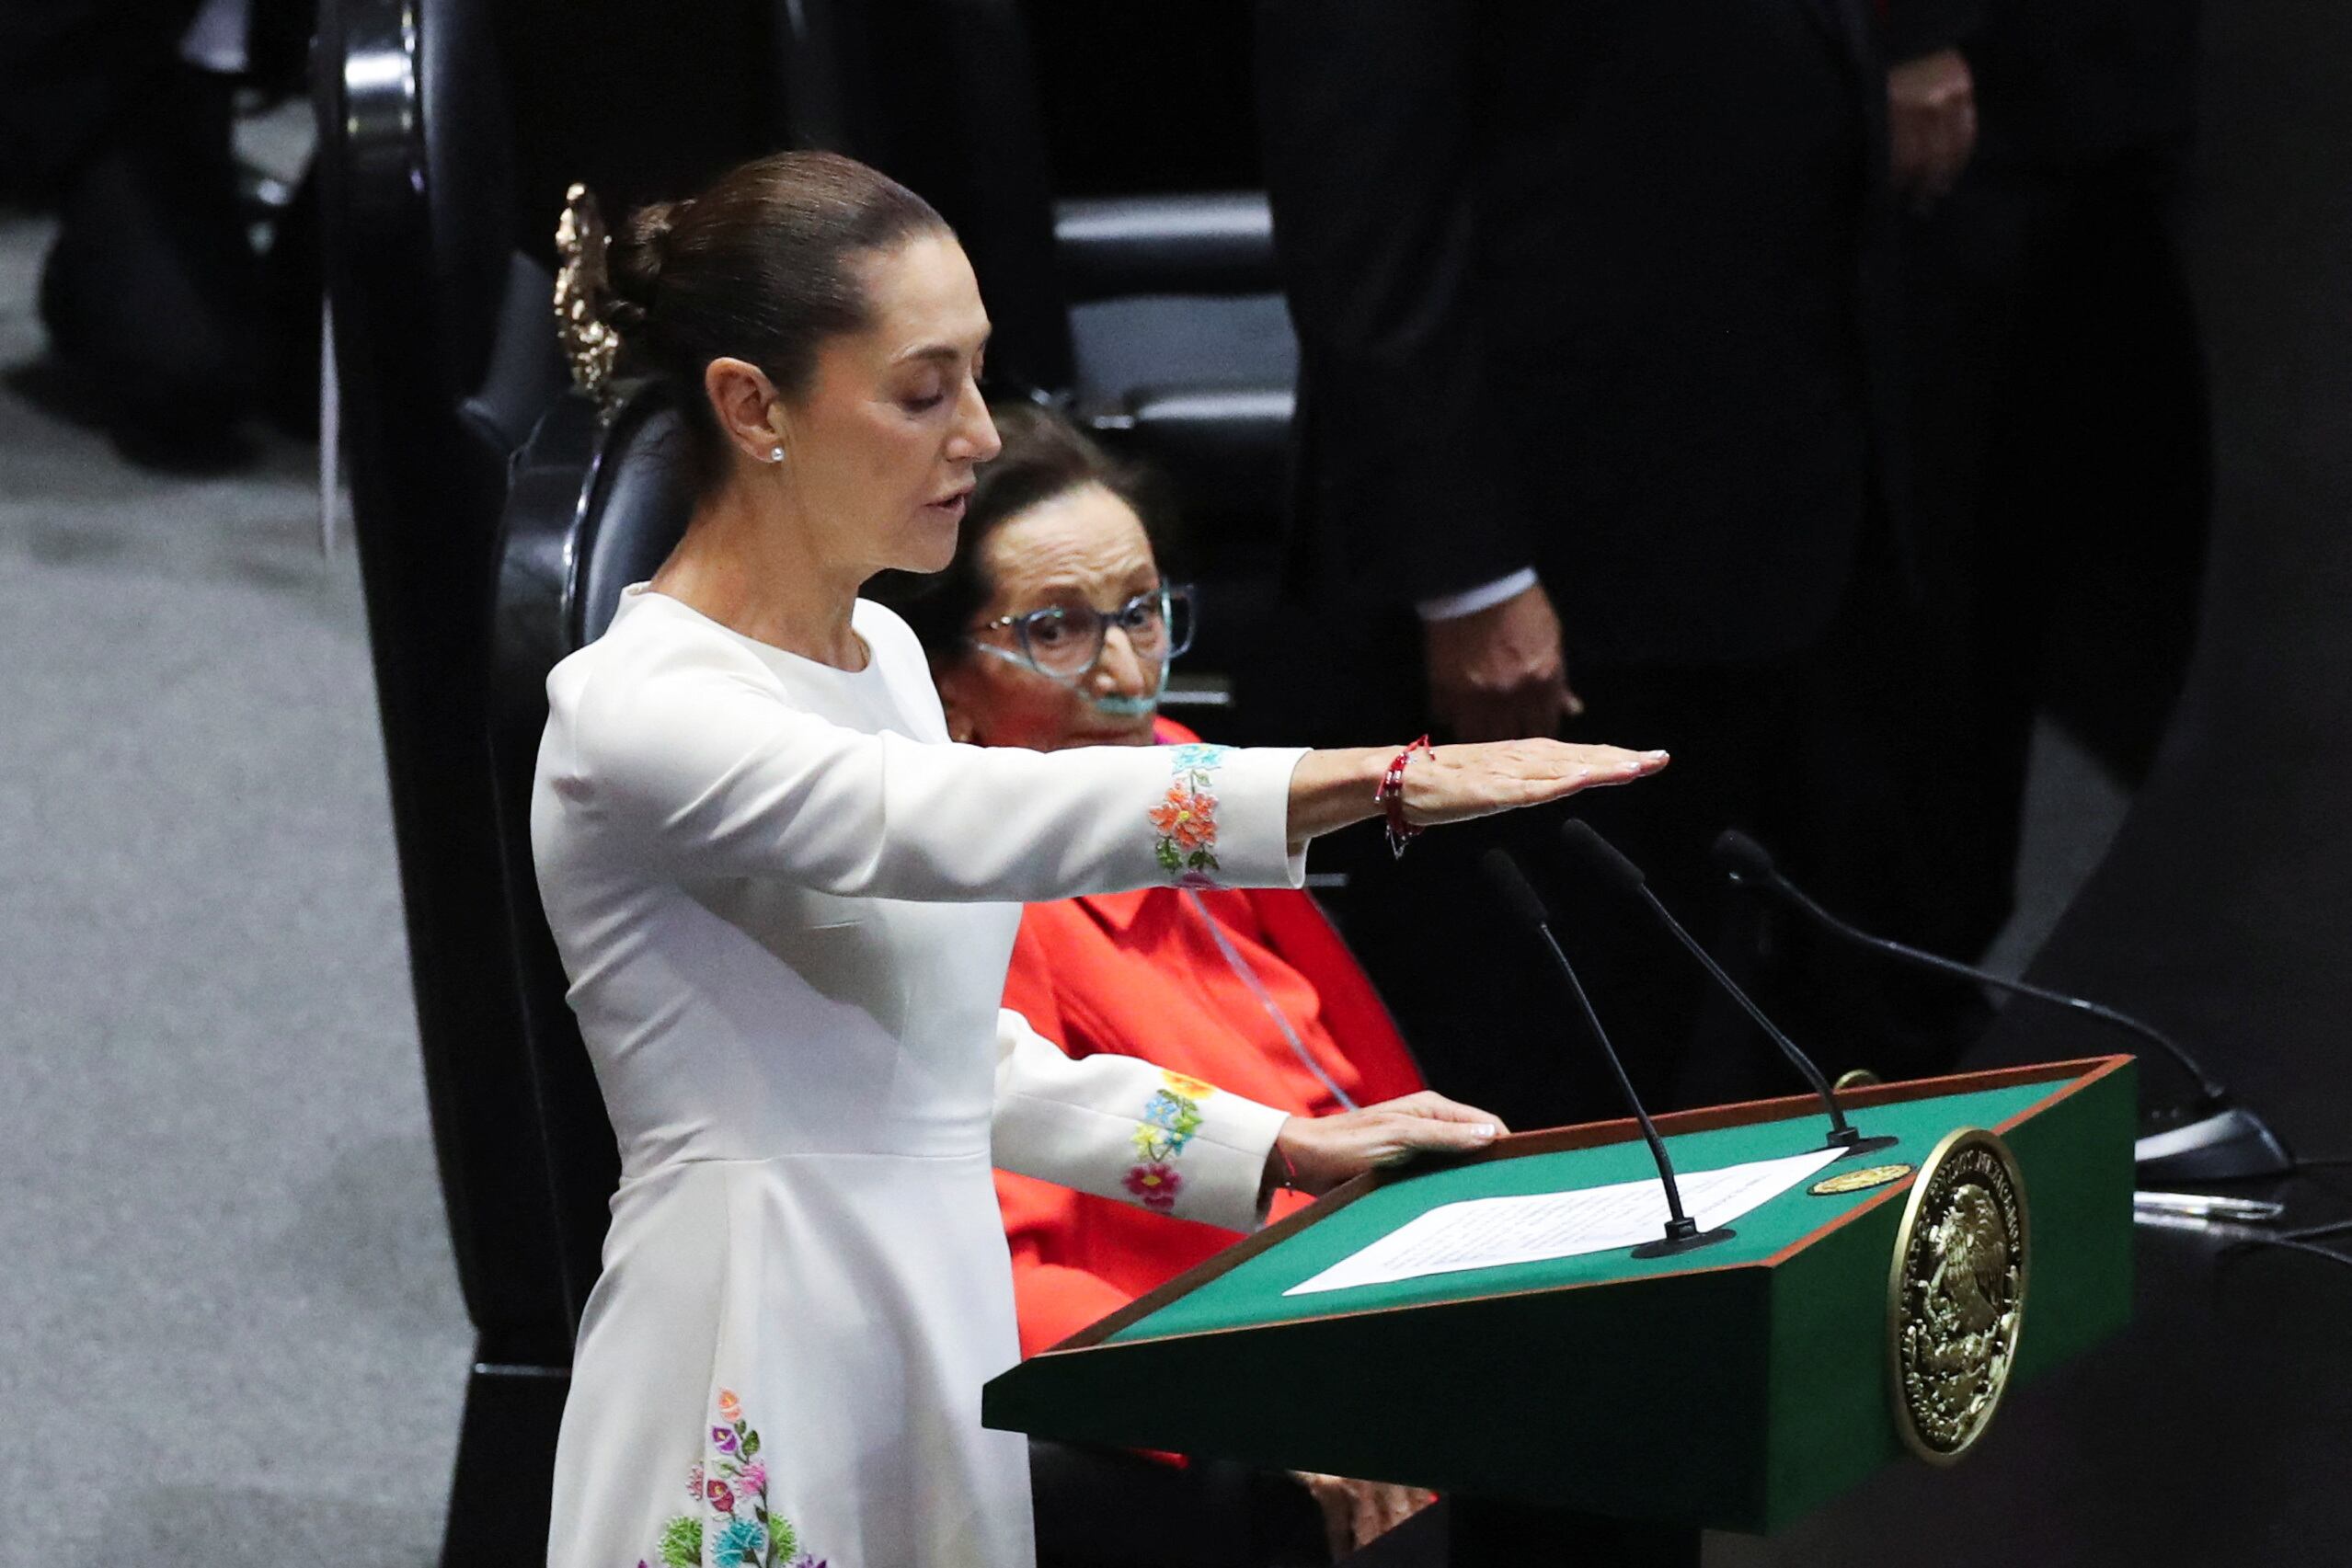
top-left (577, 395), bottom-right (696, 646)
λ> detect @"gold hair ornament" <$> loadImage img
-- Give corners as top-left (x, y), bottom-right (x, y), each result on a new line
top-left (553, 182), bottom-right (622, 410)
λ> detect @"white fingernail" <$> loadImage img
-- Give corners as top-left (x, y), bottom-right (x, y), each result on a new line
top-left (1474, 1123), bottom-right (1497, 1139)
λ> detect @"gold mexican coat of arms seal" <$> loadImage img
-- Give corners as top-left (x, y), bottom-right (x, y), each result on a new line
top-left (1887, 1127), bottom-right (2028, 1464)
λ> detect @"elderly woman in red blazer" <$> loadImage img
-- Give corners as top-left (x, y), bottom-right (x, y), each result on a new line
top-left (881, 405), bottom-right (1443, 1563)
top-left (994, 801), bottom-right (1427, 1349)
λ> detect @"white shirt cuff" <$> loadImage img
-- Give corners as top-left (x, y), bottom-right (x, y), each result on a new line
top-left (1415, 567), bottom-right (1540, 623)
top-left (1164, 1090), bottom-right (1293, 1232)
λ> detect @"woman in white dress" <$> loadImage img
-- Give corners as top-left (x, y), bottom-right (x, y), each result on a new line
top-left (534, 151), bottom-right (1669, 1568)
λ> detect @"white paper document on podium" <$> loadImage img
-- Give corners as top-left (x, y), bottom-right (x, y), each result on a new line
top-left (1284, 1146), bottom-right (1847, 1296)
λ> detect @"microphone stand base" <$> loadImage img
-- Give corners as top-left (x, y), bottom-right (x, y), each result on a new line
top-left (2134, 1101), bottom-right (2295, 1184)
top-left (1631, 1226), bottom-right (1737, 1260)
top-left (1824, 1133), bottom-right (1903, 1160)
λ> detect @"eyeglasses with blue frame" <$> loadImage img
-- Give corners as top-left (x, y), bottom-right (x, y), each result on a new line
top-left (966, 583), bottom-right (1197, 684)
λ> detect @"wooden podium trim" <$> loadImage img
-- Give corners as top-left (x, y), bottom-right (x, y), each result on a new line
top-left (1048, 1055), bottom-right (2130, 1355)
top-left (1761, 1055), bottom-right (2123, 1269)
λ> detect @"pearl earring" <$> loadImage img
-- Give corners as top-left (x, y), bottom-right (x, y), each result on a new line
top-left (768, 446), bottom-right (785, 463)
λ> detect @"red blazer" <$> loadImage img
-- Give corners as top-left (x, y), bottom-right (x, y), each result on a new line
top-left (995, 728), bottom-right (1425, 1357)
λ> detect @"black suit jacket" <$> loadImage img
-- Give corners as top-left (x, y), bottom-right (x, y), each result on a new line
top-left (1256, 0), bottom-right (1903, 668)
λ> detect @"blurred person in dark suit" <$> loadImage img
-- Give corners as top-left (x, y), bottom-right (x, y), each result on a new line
top-left (0, 0), bottom-right (313, 469)
top-left (1254, 1), bottom-right (1983, 1127)
top-left (1886, 0), bottom-right (2208, 962)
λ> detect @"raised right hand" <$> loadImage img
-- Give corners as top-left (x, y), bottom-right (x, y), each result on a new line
top-left (1399, 738), bottom-right (1668, 829)
top-left (1285, 738), bottom-right (1667, 849)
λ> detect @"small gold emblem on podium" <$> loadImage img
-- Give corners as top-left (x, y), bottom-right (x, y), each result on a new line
top-left (1809, 1162), bottom-right (1914, 1196)
top-left (1887, 1127), bottom-right (2027, 1463)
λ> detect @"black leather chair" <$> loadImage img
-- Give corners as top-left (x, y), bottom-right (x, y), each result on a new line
top-left (314, 1), bottom-right (576, 1559)
top-left (318, 0), bottom-right (803, 1549)
top-left (488, 385), bottom-right (692, 1337)
top-left (818, 0), bottom-right (1299, 740)
top-left (832, 1), bottom-right (1294, 544)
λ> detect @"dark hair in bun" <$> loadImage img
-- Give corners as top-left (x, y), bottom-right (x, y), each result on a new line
top-left (600, 200), bottom-right (679, 338)
top-left (602, 151), bottom-right (949, 495)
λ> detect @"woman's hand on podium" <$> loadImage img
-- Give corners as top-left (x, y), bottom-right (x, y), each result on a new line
top-left (1292, 1471), bottom-right (1438, 1558)
top-left (1270, 1092), bottom-right (1510, 1199)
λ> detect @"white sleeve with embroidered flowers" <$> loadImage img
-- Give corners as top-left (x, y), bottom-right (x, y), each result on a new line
top-left (991, 1009), bottom-right (1291, 1232)
top-left (554, 645), bottom-right (1311, 898)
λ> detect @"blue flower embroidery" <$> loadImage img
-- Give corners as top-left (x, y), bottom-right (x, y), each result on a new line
top-left (713, 1515), bottom-right (769, 1564)
top-left (1126, 1071), bottom-right (1216, 1209)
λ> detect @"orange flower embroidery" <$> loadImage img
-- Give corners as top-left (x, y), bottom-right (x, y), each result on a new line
top-left (1151, 745), bottom-right (1230, 883)
top-left (1149, 785), bottom-right (1218, 852)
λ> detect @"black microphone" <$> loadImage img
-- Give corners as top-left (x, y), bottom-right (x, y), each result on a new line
top-left (1482, 848), bottom-right (1735, 1260)
top-left (1712, 829), bottom-right (2295, 1184)
top-left (1558, 819), bottom-right (1898, 1159)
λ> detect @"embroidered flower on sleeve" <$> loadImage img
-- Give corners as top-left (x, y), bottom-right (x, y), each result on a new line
top-left (1123, 1161), bottom-right (1183, 1210)
top-left (1143, 1090), bottom-right (1204, 1144)
top-left (645, 1390), bottom-right (814, 1568)
top-left (1123, 1070), bottom-right (1222, 1213)
top-left (1149, 745), bottom-right (1233, 886)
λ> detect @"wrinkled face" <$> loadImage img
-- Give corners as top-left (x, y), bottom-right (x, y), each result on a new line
top-left (773, 231), bottom-right (1000, 578)
top-left (937, 483), bottom-right (1166, 751)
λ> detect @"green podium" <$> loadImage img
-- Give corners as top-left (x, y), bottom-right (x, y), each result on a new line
top-left (985, 1057), bottom-right (2135, 1536)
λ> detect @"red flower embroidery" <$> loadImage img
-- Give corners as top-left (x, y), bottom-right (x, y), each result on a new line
top-left (1123, 1162), bottom-right (1182, 1210)
top-left (706, 1479), bottom-right (736, 1513)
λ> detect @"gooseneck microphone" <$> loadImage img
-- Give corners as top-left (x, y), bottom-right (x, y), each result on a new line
top-left (1482, 849), bottom-right (1735, 1259)
top-left (1711, 829), bottom-right (2294, 1184)
top-left (1558, 819), bottom-right (1898, 1159)
top-left (1713, 830), bottom-right (2217, 1095)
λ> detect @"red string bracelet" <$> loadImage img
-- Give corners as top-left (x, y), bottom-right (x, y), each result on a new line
top-left (1377, 735), bottom-right (1433, 859)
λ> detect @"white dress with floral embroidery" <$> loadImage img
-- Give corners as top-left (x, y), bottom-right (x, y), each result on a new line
top-left (532, 587), bottom-right (1304, 1568)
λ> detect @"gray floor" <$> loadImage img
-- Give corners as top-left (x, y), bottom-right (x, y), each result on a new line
top-left (0, 203), bottom-right (471, 1565)
top-left (0, 186), bottom-right (2127, 1568)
